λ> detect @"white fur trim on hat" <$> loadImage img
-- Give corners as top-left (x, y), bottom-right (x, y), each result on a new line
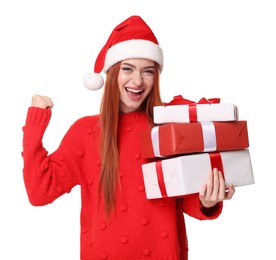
top-left (83, 73), bottom-right (104, 90)
top-left (103, 39), bottom-right (163, 73)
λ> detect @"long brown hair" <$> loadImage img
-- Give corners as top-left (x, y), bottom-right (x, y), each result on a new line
top-left (99, 61), bottom-right (162, 216)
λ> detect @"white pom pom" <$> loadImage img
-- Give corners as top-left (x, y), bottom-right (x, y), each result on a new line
top-left (83, 73), bottom-right (104, 90)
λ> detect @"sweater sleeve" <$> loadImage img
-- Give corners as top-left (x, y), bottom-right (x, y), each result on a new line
top-left (22, 107), bottom-right (81, 206)
top-left (180, 193), bottom-right (223, 220)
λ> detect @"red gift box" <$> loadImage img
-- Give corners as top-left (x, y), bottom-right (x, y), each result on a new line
top-left (141, 121), bottom-right (249, 158)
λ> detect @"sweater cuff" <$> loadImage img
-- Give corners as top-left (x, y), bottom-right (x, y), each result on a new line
top-left (200, 201), bottom-right (223, 218)
top-left (25, 107), bottom-right (52, 126)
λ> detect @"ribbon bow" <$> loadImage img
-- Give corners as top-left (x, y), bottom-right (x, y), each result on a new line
top-left (164, 95), bottom-right (220, 106)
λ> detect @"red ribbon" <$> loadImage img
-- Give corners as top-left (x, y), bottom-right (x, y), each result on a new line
top-left (155, 161), bottom-right (168, 198)
top-left (209, 152), bottom-right (225, 179)
top-left (164, 95), bottom-right (220, 122)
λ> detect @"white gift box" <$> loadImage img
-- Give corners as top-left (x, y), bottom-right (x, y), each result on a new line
top-left (153, 103), bottom-right (238, 124)
top-left (142, 149), bottom-right (254, 199)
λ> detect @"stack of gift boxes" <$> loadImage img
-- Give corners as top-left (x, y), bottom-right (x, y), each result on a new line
top-left (141, 95), bottom-right (254, 199)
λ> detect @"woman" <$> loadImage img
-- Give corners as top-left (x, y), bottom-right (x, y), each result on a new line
top-left (22, 15), bottom-right (235, 259)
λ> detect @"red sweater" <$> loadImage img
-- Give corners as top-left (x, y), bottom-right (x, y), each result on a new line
top-left (22, 107), bottom-right (222, 260)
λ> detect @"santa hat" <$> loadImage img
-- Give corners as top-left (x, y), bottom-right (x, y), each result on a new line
top-left (83, 15), bottom-right (163, 90)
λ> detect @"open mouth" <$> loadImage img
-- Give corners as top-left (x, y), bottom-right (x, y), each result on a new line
top-left (125, 87), bottom-right (144, 96)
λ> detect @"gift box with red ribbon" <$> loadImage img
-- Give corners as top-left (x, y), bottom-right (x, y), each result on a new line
top-left (142, 149), bottom-right (254, 199)
top-left (141, 121), bottom-right (249, 158)
top-left (154, 95), bottom-right (238, 124)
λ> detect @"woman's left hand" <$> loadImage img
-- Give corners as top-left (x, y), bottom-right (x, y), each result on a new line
top-left (199, 168), bottom-right (235, 208)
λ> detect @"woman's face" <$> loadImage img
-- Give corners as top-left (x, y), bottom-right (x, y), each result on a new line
top-left (117, 58), bottom-right (155, 113)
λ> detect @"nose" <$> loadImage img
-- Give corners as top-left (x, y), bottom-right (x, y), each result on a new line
top-left (131, 71), bottom-right (143, 86)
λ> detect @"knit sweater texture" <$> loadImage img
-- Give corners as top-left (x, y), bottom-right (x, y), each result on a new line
top-left (22, 107), bottom-right (222, 260)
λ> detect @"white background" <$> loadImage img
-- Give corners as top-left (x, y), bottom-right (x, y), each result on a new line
top-left (0, 0), bottom-right (275, 259)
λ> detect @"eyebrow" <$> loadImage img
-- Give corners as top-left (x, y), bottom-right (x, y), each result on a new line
top-left (121, 62), bottom-right (155, 70)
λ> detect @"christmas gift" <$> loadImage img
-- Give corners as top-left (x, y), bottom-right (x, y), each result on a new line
top-left (154, 95), bottom-right (238, 124)
top-left (141, 121), bottom-right (249, 158)
top-left (142, 149), bottom-right (254, 199)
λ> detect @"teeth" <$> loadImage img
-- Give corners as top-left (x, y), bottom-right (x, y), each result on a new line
top-left (126, 88), bottom-right (143, 94)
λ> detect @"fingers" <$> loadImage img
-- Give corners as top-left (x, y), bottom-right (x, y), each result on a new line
top-left (199, 168), bottom-right (235, 208)
top-left (204, 168), bottom-right (223, 201)
top-left (31, 94), bottom-right (54, 109)
top-left (199, 183), bottom-right (207, 198)
top-left (225, 184), bottom-right (235, 200)
top-left (217, 170), bottom-right (226, 201)
top-left (204, 169), bottom-right (215, 199)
